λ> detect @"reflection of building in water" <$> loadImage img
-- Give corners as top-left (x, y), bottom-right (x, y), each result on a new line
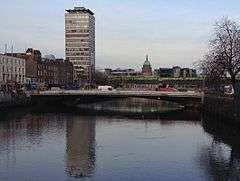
top-left (78, 98), bottom-right (181, 115)
top-left (65, 116), bottom-right (96, 178)
top-left (199, 117), bottom-right (240, 180)
top-left (0, 112), bottom-right (66, 168)
top-left (0, 112), bottom-right (66, 147)
top-left (199, 142), bottom-right (240, 180)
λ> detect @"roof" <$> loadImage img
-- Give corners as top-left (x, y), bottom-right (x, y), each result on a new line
top-left (143, 60), bottom-right (151, 66)
top-left (143, 55), bottom-right (151, 67)
top-left (0, 53), bottom-right (25, 60)
top-left (66, 7), bottom-right (94, 15)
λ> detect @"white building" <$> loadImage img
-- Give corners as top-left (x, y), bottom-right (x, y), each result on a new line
top-left (0, 54), bottom-right (26, 87)
top-left (65, 7), bottom-right (95, 85)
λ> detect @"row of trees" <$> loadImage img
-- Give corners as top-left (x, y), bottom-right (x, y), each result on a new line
top-left (200, 18), bottom-right (240, 92)
top-left (93, 71), bottom-right (123, 88)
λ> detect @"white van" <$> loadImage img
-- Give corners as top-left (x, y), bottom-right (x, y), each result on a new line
top-left (98, 86), bottom-right (113, 91)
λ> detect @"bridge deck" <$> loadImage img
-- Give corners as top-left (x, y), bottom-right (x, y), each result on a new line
top-left (32, 90), bottom-right (202, 99)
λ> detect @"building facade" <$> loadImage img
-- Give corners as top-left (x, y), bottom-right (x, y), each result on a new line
top-left (37, 59), bottom-right (58, 86)
top-left (107, 76), bottom-right (203, 91)
top-left (65, 7), bottom-right (95, 85)
top-left (154, 68), bottom-right (173, 78)
top-left (25, 48), bottom-right (41, 84)
top-left (5, 48), bottom-right (41, 84)
top-left (105, 68), bottom-right (141, 77)
top-left (173, 66), bottom-right (181, 78)
top-left (56, 59), bottom-right (73, 88)
top-left (142, 55), bottom-right (152, 76)
top-left (37, 59), bottom-right (73, 88)
top-left (181, 68), bottom-right (197, 78)
top-left (7, 48), bottom-right (73, 89)
top-left (155, 67), bottom-right (197, 78)
top-left (0, 54), bottom-right (25, 90)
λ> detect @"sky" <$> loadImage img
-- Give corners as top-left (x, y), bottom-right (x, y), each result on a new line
top-left (0, 0), bottom-right (240, 70)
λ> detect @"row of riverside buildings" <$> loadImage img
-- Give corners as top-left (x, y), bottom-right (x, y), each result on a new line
top-left (0, 48), bottom-right (73, 91)
top-left (104, 55), bottom-right (201, 91)
top-left (0, 4), bottom-right (199, 91)
top-left (0, 6), bottom-right (96, 91)
top-left (105, 55), bottom-right (197, 78)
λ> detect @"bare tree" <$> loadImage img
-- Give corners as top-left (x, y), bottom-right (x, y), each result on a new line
top-left (201, 17), bottom-right (240, 91)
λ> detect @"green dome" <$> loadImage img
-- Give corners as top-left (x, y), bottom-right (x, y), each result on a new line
top-left (144, 60), bottom-right (151, 66)
top-left (143, 55), bottom-right (151, 66)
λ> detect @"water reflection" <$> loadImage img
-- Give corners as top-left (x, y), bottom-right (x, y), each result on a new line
top-left (77, 98), bottom-right (183, 116)
top-left (32, 97), bottom-right (200, 120)
top-left (65, 116), bottom-right (96, 178)
top-left (0, 107), bottom-right (239, 180)
top-left (0, 111), bottom-right (65, 152)
top-left (199, 115), bottom-right (240, 181)
top-left (0, 111), bottom-right (67, 181)
top-left (0, 110), bottom-right (97, 180)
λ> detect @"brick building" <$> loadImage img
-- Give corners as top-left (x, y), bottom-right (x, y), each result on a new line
top-left (6, 48), bottom-right (73, 89)
top-left (56, 59), bottom-right (73, 88)
top-left (5, 48), bottom-right (41, 84)
top-left (37, 58), bottom-right (73, 88)
top-left (37, 59), bottom-right (58, 86)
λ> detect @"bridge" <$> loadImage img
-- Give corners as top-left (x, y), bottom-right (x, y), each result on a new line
top-left (31, 90), bottom-right (202, 108)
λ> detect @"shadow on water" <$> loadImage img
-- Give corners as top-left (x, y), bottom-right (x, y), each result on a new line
top-left (30, 98), bottom-right (201, 121)
top-left (198, 115), bottom-right (240, 181)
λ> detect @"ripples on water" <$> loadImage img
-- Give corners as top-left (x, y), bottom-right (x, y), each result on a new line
top-left (0, 98), bottom-right (239, 181)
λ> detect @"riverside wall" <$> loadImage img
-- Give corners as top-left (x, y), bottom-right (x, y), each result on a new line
top-left (203, 94), bottom-right (240, 125)
top-left (0, 92), bottom-right (31, 110)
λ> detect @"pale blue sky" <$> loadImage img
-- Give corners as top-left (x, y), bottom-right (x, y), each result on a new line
top-left (0, 0), bottom-right (240, 70)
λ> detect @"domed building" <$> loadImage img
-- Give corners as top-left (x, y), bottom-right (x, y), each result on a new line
top-left (142, 55), bottom-right (152, 76)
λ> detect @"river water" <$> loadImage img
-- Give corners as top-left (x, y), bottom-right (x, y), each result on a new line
top-left (0, 98), bottom-right (239, 181)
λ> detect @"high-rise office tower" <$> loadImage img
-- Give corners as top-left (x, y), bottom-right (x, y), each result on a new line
top-left (65, 7), bottom-right (95, 85)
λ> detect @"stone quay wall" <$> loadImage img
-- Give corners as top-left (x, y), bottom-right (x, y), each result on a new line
top-left (203, 94), bottom-right (240, 125)
top-left (0, 92), bottom-right (31, 110)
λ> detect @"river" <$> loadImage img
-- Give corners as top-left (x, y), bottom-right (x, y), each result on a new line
top-left (0, 98), bottom-right (239, 181)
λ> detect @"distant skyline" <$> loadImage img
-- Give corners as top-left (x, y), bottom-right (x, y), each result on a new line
top-left (0, 0), bottom-right (240, 70)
